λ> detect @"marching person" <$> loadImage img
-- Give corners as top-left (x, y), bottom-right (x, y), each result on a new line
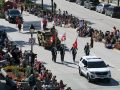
top-left (84, 42), bottom-right (90, 56)
top-left (70, 46), bottom-right (77, 62)
top-left (51, 46), bottom-right (57, 62)
top-left (59, 44), bottom-right (65, 63)
top-left (90, 36), bottom-right (94, 48)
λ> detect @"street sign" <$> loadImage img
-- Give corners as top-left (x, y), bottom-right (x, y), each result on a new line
top-left (29, 38), bottom-right (35, 45)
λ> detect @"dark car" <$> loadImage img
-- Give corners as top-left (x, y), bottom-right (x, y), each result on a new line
top-left (105, 6), bottom-right (120, 18)
top-left (96, 3), bottom-right (111, 13)
top-left (84, 0), bottom-right (99, 10)
top-left (66, 0), bottom-right (76, 2)
top-left (5, 9), bottom-right (23, 23)
top-left (76, 0), bottom-right (86, 5)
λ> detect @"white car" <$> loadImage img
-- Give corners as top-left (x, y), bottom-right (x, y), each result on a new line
top-left (78, 56), bottom-right (111, 82)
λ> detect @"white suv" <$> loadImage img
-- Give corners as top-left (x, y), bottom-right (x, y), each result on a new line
top-left (79, 56), bottom-right (111, 82)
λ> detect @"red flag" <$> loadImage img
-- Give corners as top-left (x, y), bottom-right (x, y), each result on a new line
top-left (50, 35), bottom-right (55, 43)
top-left (61, 33), bottom-right (66, 41)
top-left (73, 39), bottom-right (78, 49)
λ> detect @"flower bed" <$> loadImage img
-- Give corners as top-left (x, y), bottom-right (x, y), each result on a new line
top-left (1, 66), bottom-right (26, 82)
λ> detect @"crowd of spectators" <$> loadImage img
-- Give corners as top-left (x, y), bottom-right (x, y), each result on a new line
top-left (0, 29), bottom-right (71, 90)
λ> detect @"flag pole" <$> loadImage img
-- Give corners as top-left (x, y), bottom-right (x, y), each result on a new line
top-left (64, 32), bottom-right (66, 45)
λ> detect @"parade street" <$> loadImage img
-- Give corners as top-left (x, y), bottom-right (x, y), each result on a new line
top-left (0, 0), bottom-right (120, 89)
top-left (0, 5), bottom-right (120, 89)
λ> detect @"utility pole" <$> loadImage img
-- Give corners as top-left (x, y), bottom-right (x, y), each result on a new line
top-left (51, 0), bottom-right (53, 13)
top-left (118, 0), bottom-right (120, 6)
top-left (41, 0), bottom-right (43, 10)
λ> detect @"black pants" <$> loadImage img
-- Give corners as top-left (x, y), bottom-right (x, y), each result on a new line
top-left (61, 54), bottom-right (64, 62)
top-left (52, 54), bottom-right (57, 62)
top-left (85, 51), bottom-right (90, 56)
top-left (72, 54), bottom-right (76, 62)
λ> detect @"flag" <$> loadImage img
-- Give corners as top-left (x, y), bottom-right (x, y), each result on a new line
top-left (50, 35), bottom-right (55, 43)
top-left (61, 33), bottom-right (66, 41)
top-left (73, 39), bottom-right (78, 49)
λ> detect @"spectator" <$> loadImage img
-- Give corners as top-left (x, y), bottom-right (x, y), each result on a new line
top-left (21, 5), bottom-right (24, 14)
top-left (59, 80), bottom-right (67, 90)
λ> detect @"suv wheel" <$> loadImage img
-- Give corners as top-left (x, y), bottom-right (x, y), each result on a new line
top-left (8, 18), bottom-right (11, 23)
top-left (105, 12), bottom-right (107, 16)
top-left (87, 74), bottom-right (92, 82)
top-left (110, 14), bottom-right (113, 18)
top-left (84, 5), bottom-right (86, 8)
top-left (89, 6), bottom-right (91, 10)
top-left (79, 67), bottom-right (83, 76)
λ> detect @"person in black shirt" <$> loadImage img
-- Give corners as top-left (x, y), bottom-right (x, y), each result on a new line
top-left (84, 43), bottom-right (90, 56)
top-left (59, 45), bottom-right (65, 63)
top-left (51, 46), bottom-right (57, 62)
top-left (70, 46), bottom-right (77, 62)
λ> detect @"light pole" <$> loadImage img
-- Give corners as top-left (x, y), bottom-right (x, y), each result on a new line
top-left (29, 24), bottom-right (35, 53)
top-left (41, 0), bottom-right (43, 10)
top-left (29, 24), bottom-right (36, 68)
top-left (51, 0), bottom-right (53, 13)
top-left (118, 0), bottom-right (120, 6)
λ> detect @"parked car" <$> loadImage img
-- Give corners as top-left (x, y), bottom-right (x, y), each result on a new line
top-left (96, 3), bottom-right (111, 13)
top-left (76, 0), bottom-right (86, 5)
top-left (5, 9), bottom-right (23, 23)
top-left (84, 0), bottom-right (99, 10)
top-left (66, 0), bottom-right (76, 2)
top-left (78, 56), bottom-right (111, 82)
top-left (105, 6), bottom-right (120, 18)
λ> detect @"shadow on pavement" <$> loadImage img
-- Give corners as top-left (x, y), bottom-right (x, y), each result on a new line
top-left (56, 61), bottom-right (78, 69)
top-left (64, 61), bottom-right (75, 65)
top-left (92, 78), bottom-right (119, 86)
top-left (14, 40), bottom-right (38, 47)
top-left (64, 63), bottom-right (78, 69)
top-left (0, 25), bottom-right (17, 32)
top-left (22, 31), bottom-right (37, 34)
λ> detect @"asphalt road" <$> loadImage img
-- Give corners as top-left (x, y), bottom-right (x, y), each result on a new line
top-left (0, 2), bottom-right (120, 90)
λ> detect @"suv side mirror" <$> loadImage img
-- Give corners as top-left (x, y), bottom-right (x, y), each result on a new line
top-left (84, 65), bottom-right (87, 67)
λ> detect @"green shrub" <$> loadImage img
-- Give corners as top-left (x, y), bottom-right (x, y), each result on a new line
top-left (0, 13), bottom-right (5, 18)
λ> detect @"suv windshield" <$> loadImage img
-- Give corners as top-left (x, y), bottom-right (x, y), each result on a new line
top-left (87, 61), bottom-right (107, 68)
top-left (104, 4), bottom-right (111, 7)
top-left (9, 10), bottom-right (20, 15)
